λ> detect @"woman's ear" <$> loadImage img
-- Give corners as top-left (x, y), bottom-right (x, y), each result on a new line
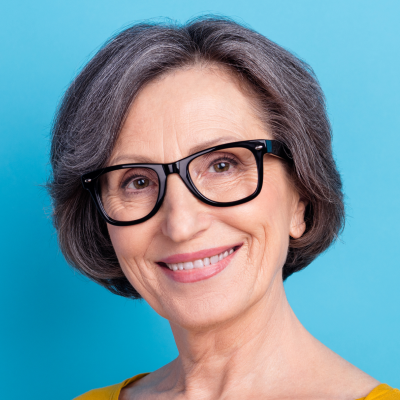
top-left (289, 198), bottom-right (308, 239)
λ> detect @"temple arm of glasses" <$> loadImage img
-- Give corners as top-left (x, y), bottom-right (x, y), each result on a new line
top-left (265, 140), bottom-right (292, 162)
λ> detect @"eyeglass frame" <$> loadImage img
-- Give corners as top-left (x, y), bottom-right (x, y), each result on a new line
top-left (81, 139), bottom-right (292, 227)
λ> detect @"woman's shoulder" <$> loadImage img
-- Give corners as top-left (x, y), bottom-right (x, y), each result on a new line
top-left (358, 384), bottom-right (400, 400)
top-left (73, 382), bottom-right (120, 400)
top-left (73, 373), bottom-right (149, 400)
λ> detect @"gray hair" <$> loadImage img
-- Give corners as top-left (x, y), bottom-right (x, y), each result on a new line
top-left (48, 16), bottom-right (344, 299)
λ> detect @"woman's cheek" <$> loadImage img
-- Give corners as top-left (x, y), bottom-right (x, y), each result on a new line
top-left (108, 222), bottom-right (154, 261)
top-left (222, 183), bottom-right (291, 273)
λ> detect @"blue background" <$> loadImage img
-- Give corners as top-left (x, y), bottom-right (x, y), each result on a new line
top-left (1, 1), bottom-right (399, 398)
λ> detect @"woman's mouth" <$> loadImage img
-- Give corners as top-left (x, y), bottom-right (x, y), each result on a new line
top-left (157, 244), bottom-right (242, 283)
top-left (166, 247), bottom-right (235, 271)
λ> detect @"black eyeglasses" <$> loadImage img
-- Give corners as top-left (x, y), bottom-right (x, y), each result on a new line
top-left (81, 139), bottom-right (291, 226)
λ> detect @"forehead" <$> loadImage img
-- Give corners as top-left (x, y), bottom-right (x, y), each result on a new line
top-left (110, 66), bottom-right (270, 165)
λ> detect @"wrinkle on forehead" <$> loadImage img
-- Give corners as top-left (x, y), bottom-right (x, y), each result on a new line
top-left (110, 65), bottom-right (271, 166)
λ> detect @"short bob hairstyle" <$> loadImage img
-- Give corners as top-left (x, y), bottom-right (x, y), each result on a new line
top-left (48, 17), bottom-right (344, 299)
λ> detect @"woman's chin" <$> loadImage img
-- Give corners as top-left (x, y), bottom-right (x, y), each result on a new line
top-left (144, 267), bottom-right (277, 331)
top-left (170, 311), bottom-right (238, 333)
top-left (158, 292), bottom-right (254, 332)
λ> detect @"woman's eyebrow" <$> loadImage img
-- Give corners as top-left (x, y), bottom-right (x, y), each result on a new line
top-left (109, 136), bottom-right (240, 165)
top-left (188, 136), bottom-right (240, 155)
top-left (109, 154), bottom-right (155, 165)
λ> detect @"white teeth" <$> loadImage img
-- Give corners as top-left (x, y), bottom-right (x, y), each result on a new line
top-left (184, 261), bottom-right (194, 270)
top-left (210, 255), bottom-right (219, 265)
top-left (194, 259), bottom-right (204, 269)
top-left (166, 247), bottom-right (236, 271)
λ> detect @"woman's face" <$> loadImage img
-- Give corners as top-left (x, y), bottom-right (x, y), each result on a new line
top-left (107, 66), bottom-right (306, 329)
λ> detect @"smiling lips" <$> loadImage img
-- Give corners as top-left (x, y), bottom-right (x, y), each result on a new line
top-left (166, 247), bottom-right (235, 271)
top-left (158, 244), bottom-right (242, 283)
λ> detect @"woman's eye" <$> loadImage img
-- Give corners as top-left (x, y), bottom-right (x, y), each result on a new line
top-left (213, 162), bottom-right (230, 172)
top-left (129, 178), bottom-right (150, 189)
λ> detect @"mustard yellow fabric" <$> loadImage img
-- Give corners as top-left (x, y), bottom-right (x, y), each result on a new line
top-left (74, 373), bottom-right (149, 400)
top-left (74, 374), bottom-right (400, 400)
top-left (356, 385), bottom-right (400, 400)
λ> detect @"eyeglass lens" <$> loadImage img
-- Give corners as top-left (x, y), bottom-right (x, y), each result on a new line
top-left (99, 147), bottom-right (258, 222)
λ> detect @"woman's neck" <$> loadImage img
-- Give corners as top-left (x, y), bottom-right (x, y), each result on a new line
top-left (165, 277), bottom-right (316, 398)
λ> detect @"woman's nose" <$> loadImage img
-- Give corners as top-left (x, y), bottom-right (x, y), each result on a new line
top-left (160, 174), bottom-right (211, 243)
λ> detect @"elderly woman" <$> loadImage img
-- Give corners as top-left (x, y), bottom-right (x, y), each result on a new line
top-left (48, 17), bottom-right (399, 400)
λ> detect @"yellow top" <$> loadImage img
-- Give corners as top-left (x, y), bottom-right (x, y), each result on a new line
top-left (74, 374), bottom-right (400, 400)
top-left (74, 374), bottom-right (149, 400)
